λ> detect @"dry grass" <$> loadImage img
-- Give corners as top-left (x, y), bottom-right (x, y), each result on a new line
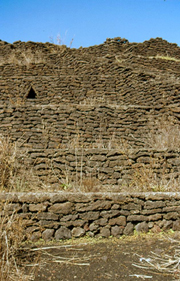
top-left (151, 54), bottom-right (180, 62)
top-left (0, 203), bottom-right (36, 280)
top-left (0, 135), bottom-right (40, 278)
top-left (124, 118), bottom-right (180, 191)
top-left (0, 134), bottom-right (23, 191)
top-left (0, 135), bottom-right (30, 191)
top-left (0, 134), bottom-right (42, 192)
top-left (58, 132), bottom-right (132, 152)
top-left (50, 152), bottom-right (101, 192)
top-left (0, 135), bottom-right (17, 189)
top-left (0, 135), bottom-right (39, 279)
top-left (92, 135), bottom-right (133, 152)
top-left (80, 96), bottom-right (106, 106)
top-left (136, 53), bottom-right (180, 63)
top-left (0, 50), bottom-right (45, 66)
top-left (49, 32), bottom-right (74, 48)
top-left (146, 119), bottom-right (180, 150)
top-left (128, 162), bottom-right (180, 192)
top-left (132, 235), bottom-right (180, 279)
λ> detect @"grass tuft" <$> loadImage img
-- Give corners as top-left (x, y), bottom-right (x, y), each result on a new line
top-left (0, 202), bottom-right (36, 280)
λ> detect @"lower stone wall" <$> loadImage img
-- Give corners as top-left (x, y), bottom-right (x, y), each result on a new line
top-left (1, 192), bottom-right (180, 241)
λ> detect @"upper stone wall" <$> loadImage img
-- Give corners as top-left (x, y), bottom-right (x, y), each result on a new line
top-left (0, 37), bottom-right (180, 107)
top-left (1, 37), bottom-right (180, 189)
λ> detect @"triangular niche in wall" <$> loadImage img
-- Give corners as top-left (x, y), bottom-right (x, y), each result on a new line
top-left (27, 87), bottom-right (37, 99)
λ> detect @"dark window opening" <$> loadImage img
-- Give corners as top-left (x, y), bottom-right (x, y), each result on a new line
top-left (27, 87), bottom-right (36, 99)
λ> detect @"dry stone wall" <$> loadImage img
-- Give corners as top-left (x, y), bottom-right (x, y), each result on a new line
top-left (1, 37), bottom-right (180, 107)
top-left (0, 103), bottom-right (179, 149)
top-left (1, 192), bottom-right (180, 241)
top-left (25, 148), bottom-right (180, 188)
top-left (0, 102), bottom-right (179, 187)
top-left (0, 37), bottom-right (180, 187)
top-left (1, 38), bottom-right (180, 239)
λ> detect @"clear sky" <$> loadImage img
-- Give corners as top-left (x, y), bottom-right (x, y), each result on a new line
top-left (0, 0), bottom-right (180, 48)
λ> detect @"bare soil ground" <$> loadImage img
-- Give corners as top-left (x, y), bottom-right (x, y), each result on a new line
top-left (24, 233), bottom-right (180, 281)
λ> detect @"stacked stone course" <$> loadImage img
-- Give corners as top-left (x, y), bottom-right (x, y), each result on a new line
top-left (1, 192), bottom-right (180, 241)
top-left (24, 148), bottom-right (180, 188)
top-left (0, 104), bottom-right (179, 149)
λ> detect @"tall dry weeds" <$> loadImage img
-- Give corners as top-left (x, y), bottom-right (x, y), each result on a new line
top-left (127, 118), bottom-right (180, 191)
top-left (146, 118), bottom-right (180, 150)
top-left (0, 50), bottom-right (45, 67)
top-left (0, 134), bottom-right (38, 280)
top-left (129, 163), bottom-right (180, 192)
top-left (0, 204), bottom-right (36, 280)
top-left (0, 134), bottom-right (42, 192)
top-left (0, 135), bottom-right (17, 189)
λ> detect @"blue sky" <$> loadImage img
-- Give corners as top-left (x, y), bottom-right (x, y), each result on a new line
top-left (0, 0), bottom-right (180, 48)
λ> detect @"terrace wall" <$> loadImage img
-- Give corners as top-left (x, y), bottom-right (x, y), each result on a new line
top-left (24, 148), bottom-right (180, 189)
top-left (1, 192), bottom-right (180, 241)
top-left (0, 104), bottom-right (179, 149)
